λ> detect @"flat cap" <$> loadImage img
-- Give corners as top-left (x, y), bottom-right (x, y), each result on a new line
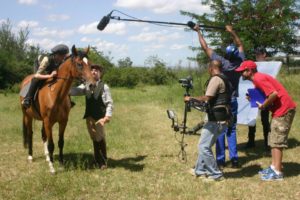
top-left (51, 44), bottom-right (69, 55)
top-left (91, 64), bottom-right (104, 72)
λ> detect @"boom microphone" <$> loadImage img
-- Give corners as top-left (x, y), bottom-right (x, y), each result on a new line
top-left (97, 10), bottom-right (225, 31)
top-left (97, 11), bottom-right (114, 31)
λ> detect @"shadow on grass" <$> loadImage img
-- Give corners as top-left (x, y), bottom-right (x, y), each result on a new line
top-left (108, 155), bottom-right (147, 172)
top-left (282, 162), bottom-right (300, 177)
top-left (224, 137), bottom-right (300, 179)
top-left (57, 153), bottom-right (147, 172)
top-left (224, 161), bottom-right (300, 179)
top-left (225, 164), bottom-right (261, 179)
top-left (236, 138), bottom-right (300, 165)
top-left (238, 137), bottom-right (300, 152)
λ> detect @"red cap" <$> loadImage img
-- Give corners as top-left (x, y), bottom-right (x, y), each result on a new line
top-left (235, 60), bottom-right (257, 72)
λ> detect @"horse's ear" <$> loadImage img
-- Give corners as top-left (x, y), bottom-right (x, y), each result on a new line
top-left (71, 45), bottom-right (77, 56)
top-left (84, 45), bottom-right (90, 54)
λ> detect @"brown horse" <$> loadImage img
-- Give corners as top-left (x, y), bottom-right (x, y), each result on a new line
top-left (19, 45), bottom-right (95, 173)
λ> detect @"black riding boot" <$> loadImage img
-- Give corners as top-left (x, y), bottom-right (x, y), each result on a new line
top-left (22, 78), bottom-right (39, 108)
top-left (99, 139), bottom-right (107, 162)
top-left (93, 141), bottom-right (106, 169)
top-left (246, 125), bottom-right (256, 148)
top-left (69, 95), bottom-right (76, 108)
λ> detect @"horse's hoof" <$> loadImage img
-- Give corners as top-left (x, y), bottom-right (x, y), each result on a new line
top-left (49, 162), bottom-right (56, 174)
top-left (27, 156), bottom-right (33, 162)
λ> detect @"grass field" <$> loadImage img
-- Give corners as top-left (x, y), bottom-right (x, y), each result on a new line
top-left (1, 73), bottom-right (300, 200)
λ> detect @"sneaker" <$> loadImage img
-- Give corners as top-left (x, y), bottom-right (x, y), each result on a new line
top-left (203, 176), bottom-right (225, 182)
top-left (258, 166), bottom-right (273, 175)
top-left (100, 165), bottom-right (107, 170)
top-left (188, 168), bottom-right (206, 178)
top-left (230, 160), bottom-right (240, 168)
top-left (261, 170), bottom-right (283, 181)
top-left (217, 162), bottom-right (226, 170)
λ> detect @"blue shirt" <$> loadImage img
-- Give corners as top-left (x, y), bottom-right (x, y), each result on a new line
top-left (211, 51), bottom-right (245, 97)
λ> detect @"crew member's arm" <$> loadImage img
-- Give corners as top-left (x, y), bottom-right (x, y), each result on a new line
top-left (69, 84), bottom-right (86, 96)
top-left (226, 25), bottom-right (244, 53)
top-left (256, 91), bottom-right (278, 110)
top-left (194, 24), bottom-right (214, 58)
top-left (184, 95), bottom-right (213, 102)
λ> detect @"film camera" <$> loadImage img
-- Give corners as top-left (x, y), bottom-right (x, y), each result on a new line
top-left (178, 76), bottom-right (193, 90)
top-left (166, 75), bottom-right (208, 161)
top-left (166, 76), bottom-right (207, 135)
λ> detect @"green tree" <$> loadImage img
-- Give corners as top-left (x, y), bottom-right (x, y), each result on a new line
top-left (88, 46), bottom-right (114, 71)
top-left (144, 55), bottom-right (166, 68)
top-left (144, 55), bottom-right (177, 85)
top-left (181, 0), bottom-right (300, 62)
top-left (118, 57), bottom-right (133, 68)
top-left (0, 19), bottom-right (40, 89)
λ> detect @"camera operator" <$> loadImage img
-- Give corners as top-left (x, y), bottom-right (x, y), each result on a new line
top-left (186, 60), bottom-right (232, 181)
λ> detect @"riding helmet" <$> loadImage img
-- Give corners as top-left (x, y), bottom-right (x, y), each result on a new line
top-left (51, 44), bottom-right (69, 55)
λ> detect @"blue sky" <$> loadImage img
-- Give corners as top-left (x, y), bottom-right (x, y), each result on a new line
top-left (1, 0), bottom-right (212, 67)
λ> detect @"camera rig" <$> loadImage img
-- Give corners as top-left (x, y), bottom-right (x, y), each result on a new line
top-left (166, 76), bottom-right (208, 162)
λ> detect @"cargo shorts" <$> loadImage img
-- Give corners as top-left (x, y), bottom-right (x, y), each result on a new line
top-left (269, 109), bottom-right (296, 148)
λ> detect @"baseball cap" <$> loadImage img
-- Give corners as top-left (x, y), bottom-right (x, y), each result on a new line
top-left (235, 60), bottom-right (257, 72)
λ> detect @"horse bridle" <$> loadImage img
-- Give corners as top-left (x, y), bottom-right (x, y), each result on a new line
top-left (55, 54), bottom-right (88, 83)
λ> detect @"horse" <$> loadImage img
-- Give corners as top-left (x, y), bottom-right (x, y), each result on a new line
top-left (19, 45), bottom-right (95, 173)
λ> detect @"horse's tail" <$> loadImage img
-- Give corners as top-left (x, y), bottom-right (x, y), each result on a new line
top-left (22, 115), bottom-right (28, 148)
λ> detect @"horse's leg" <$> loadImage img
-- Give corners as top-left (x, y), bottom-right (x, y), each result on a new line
top-left (43, 120), bottom-right (55, 173)
top-left (58, 121), bottom-right (67, 166)
top-left (23, 114), bottom-right (33, 162)
top-left (41, 123), bottom-right (50, 162)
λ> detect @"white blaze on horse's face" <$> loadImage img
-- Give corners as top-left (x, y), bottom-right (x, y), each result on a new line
top-left (83, 57), bottom-right (88, 65)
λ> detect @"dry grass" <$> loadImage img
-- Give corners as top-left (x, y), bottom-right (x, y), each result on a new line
top-left (0, 81), bottom-right (300, 200)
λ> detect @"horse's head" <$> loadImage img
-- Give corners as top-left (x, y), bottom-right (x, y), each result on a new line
top-left (71, 45), bottom-right (96, 91)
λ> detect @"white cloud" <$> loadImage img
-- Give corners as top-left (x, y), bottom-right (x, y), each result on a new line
top-left (80, 37), bottom-right (93, 43)
top-left (26, 38), bottom-right (71, 50)
top-left (17, 20), bottom-right (39, 28)
top-left (78, 21), bottom-right (127, 35)
top-left (103, 22), bottom-right (127, 35)
top-left (170, 44), bottom-right (187, 50)
top-left (47, 14), bottom-right (70, 22)
top-left (32, 27), bottom-right (74, 38)
top-left (18, 0), bottom-right (38, 5)
top-left (129, 30), bottom-right (182, 42)
top-left (95, 39), bottom-right (129, 53)
top-left (142, 27), bottom-right (150, 32)
top-left (114, 0), bottom-right (211, 14)
top-left (0, 19), bottom-right (6, 24)
top-left (78, 22), bottom-right (99, 34)
top-left (143, 44), bottom-right (165, 52)
top-left (80, 37), bottom-right (129, 54)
